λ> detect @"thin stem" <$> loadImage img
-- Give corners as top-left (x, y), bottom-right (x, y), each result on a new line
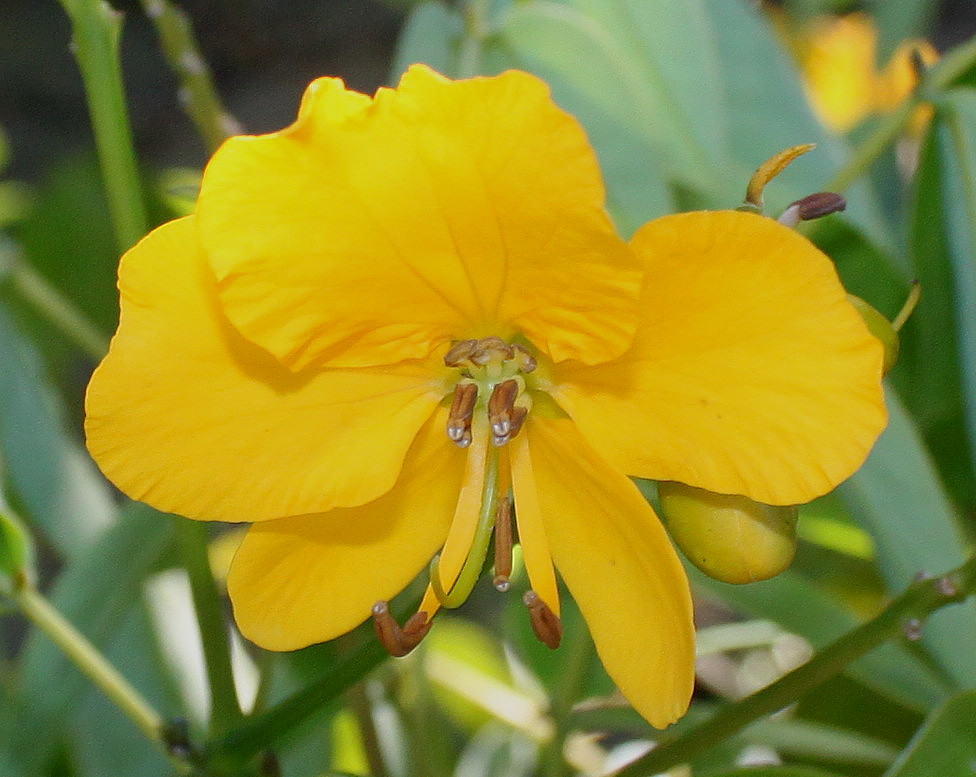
top-left (12, 585), bottom-right (165, 746)
top-left (612, 555), bottom-right (976, 777)
top-left (0, 241), bottom-right (109, 361)
top-left (177, 520), bottom-right (243, 735)
top-left (828, 35), bottom-right (976, 194)
top-left (138, 0), bottom-right (241, 153)
top-left (542, 618), bottom-right (594, 777)
top-left (57, 0), bottom-right (148, 252)
top-left (207, 638), bottom-right (389, 770)
top-left (348, 681), bottom-right (392, 777)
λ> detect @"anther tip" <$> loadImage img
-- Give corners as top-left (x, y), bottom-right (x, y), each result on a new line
top-left (493, 575), bottom-right (511, 592)
top-left (372, 601), bottom-right (389, 615)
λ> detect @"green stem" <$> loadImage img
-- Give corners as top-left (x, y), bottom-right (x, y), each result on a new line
top-left (0, 241), bottom-right (109, 360)
top-left (612, 555), bottom-right (976, 777)
top-left (57, 0), bottom-right (147, 252)
top-left (177, 521), bottom-right (243, 735)
top-left (12, 584), bottom-right (166, 748)
top-left (138, 0), bottom-right (241, 153)
top-left (348, 681), bottom-right (392, 777)
top-left (206, 639), bottom-right (389, 770)
top-left (828, 35), bottom-right (976, 194)
top-left (542, 617), bottom-right (594, 777)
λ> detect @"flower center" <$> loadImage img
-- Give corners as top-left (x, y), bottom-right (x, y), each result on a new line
top-left (443, 336), bottom-right (536, 448)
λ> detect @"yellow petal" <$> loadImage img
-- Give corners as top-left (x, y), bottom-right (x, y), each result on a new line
top-left (552, 210), bottom-right (886, 506)
top-left (196, 65), bottom-right (641, 370)
top-left (85, 217), bottom-right (443, 523)
top-left (227, 411), bottom-right (462, 650)
top-left (523, 415), bottom-right (695, 728)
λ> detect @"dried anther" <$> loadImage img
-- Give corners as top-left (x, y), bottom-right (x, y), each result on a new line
top-left (444, 339), bottom-right (479, 367)
top-left (469, 336), bottom-right (514, 365)
top-left (778, 192), bottom-right (846, 227)
top-left (523, 590), bottom-right (562, 649)
top-left (372, 601), bottom-right (432, 657)
top-left (447, 383), bottom-right (478, 447)
top-left (493, 495), bottom-right (513, 592)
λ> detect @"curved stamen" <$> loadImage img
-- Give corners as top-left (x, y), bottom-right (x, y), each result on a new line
top-left (372, 601), bottom-right (432, 657)
top-left (523, 590), bottom-right (562, 649)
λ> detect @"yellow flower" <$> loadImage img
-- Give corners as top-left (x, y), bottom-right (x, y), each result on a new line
top-left (784, 12), bottom-right (939, 133)
top-left (84, 65), bottom-right (886, 728)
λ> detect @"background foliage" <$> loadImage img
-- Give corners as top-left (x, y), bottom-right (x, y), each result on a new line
top-left (2, 1), bottom-right (976, 776)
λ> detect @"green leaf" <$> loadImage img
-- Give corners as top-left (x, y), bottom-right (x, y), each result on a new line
top-left (839, 392), bottom-right (976, 690)
top-left (884, 690), bottom-right (976, 777)
top-left (0, 302), bottom-right (116, 559)
top-left (389, 0), bottom-right (463, 81)
top-left (698, 768), bottom-right (850, 777)
top-left (934, 90), bottom-right (976, 490)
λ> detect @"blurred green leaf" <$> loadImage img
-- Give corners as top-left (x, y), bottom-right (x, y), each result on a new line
top-left (839, 392), bottom-right (976, 690)
top-left (699, 767), bottom-right (849, 777)
top-left (0, 302), bottom-right (116, 558)
top-left (390, 0), bottom-right (462, 81)
top-left (872, 0), bottom-right (938, 63)
top-left (883, 690), bottom-right (976, 777)
top-left (933, 91), bottom-right (976, 490)
top-left (748, 717), bottom-right (899, 767)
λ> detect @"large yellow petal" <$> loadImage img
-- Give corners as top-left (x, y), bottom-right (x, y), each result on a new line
top-left (552, 211), bottom-right (886, 506)
top-left (196, 64), bottom-right (641, 370)
top-left (85, 217), bottom-right (444, 523)
top-left (521, 414), bottom-right (695, 729)
top-left (227, 411), bottom-right (462, 650)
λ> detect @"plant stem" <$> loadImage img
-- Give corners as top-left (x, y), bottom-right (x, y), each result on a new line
top-left (207, 639), bottom-right (389, 771)
top-left (57, 0), bottom-right (147, 252)
top-left (612, 555), bottom-right (976, 777)
top-left (177, 521), bottom-right (243, 735)
top-left (828, 35), bottom-right (976, 194)
top-left (138, 0), bottom-right (241, 153)
top-left (543, 616), bottom-right (594, 777)
top-left (12, 584), bottom-right (166, 747)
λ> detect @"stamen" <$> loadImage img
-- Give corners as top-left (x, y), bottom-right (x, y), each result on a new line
top-left (523, 590), bottom-right (562, 649)
top-left (778, 192), bottom-right (846, 227)
top-left (492, 495), bottom-right (513, 592)
top-left (470, 336), bottom-right (514, 366)
top-left (444, 339), bottom-right (478, 367)
top-left (372, 601), bottom-right (432, 657)
top-left (447, 383), bottom-right (478, 446)
top-left (512, 343), bottom-right (537, 373)
top-left (487, 379), bottom-right (519, 438)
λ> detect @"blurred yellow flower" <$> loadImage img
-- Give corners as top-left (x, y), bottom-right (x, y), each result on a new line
top-left (785, 12), bottom-right (939, 132)
top-left (85, 65), bottom-right (886, 728)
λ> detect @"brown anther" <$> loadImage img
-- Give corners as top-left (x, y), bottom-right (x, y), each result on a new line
top-left (512, 343), bottom-right (537, 373)
top-left (372, 601), bottom-right (432, 657)
top-left (470, 336), bottom-right (515, 366)
top-left (523, 590), bottom-right (562, 649)
top-left (493, 495), bottom-right (513, 592)
top-left (487, 379), bottom-right (519, 438)
top-left (444, 339), bottom-right (478, 367)
top-left (447, 383), bottom-right (478, 445)
top-left (793, 192), bottom-right (846, 221)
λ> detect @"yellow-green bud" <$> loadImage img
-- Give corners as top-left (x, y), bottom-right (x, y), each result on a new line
top-left (847, 294), bottom-right (899, 375)
top-left (657, 481), bottom-right (798, 584)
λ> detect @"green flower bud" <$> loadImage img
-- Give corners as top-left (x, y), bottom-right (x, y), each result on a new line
top-left (847, 294), bottom-right (899, 375)
top-left (0, 507), bottom-right (35, 595)
top-left (657, 481), bottom-right (798, 584)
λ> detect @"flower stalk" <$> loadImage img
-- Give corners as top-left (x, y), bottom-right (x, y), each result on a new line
top-left (56, 0), bottom-right (147, 252)
top-left (611, 554), bottom-right (976, 777)
top-left (10, 582), bottom-right (176, 762)
top-left (138, 0), bottom-right (242, 153)
top-left (177, 521), bottom-right (244, 734)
